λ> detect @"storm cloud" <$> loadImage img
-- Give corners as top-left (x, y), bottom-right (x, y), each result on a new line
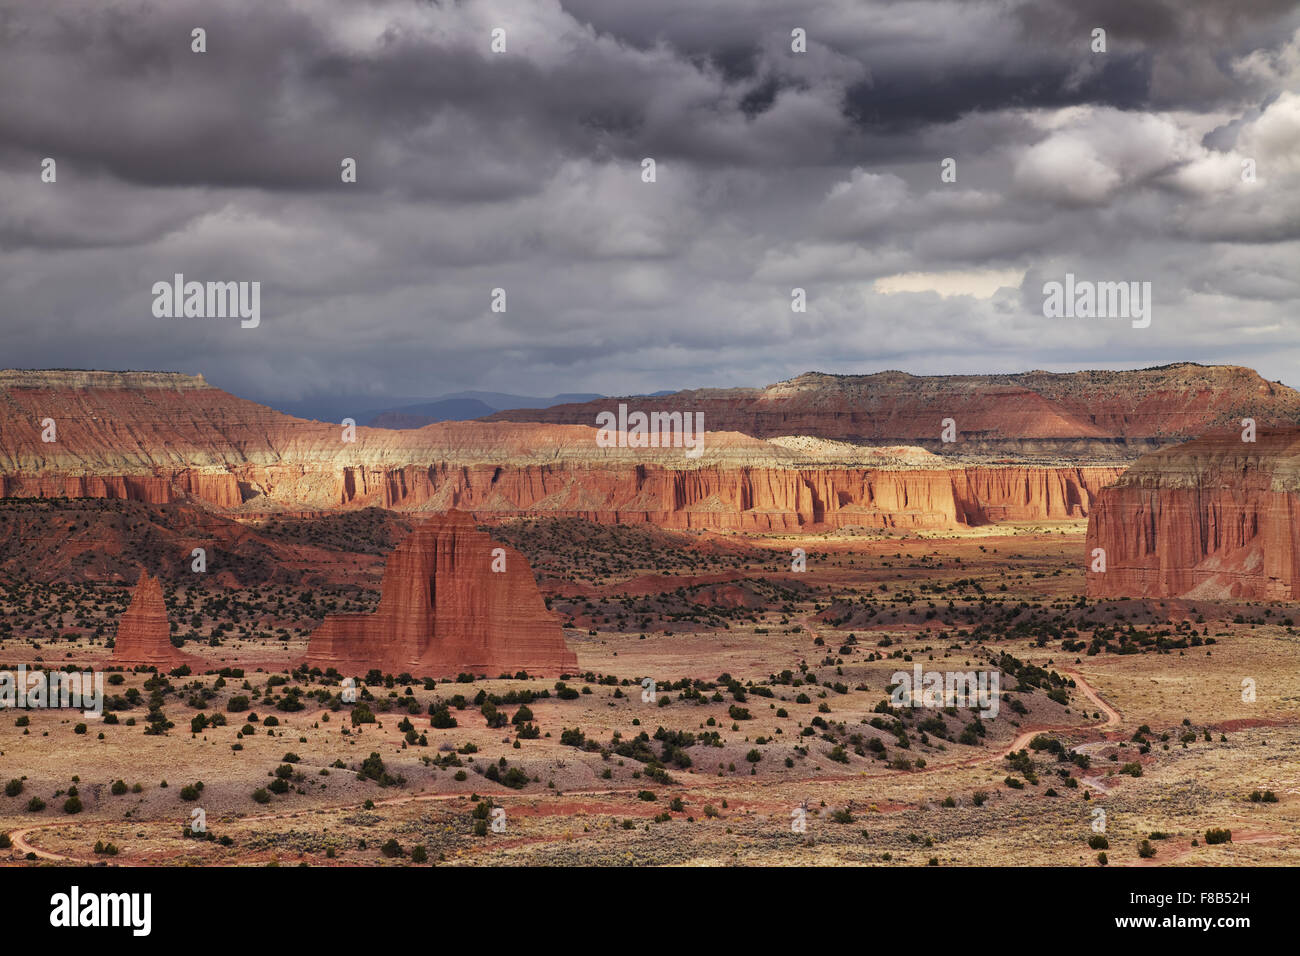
top-left (1, 0), bottom-right (1298, 409)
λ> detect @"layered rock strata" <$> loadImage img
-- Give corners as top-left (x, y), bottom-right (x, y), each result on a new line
top-left (1086, 429), bottom-right (1300, 600)
top-left (305, 510), bottom-right (577, 678)
top-left (0, 369), bottom-right (1126, 529)
top-left (487, 364), bottom-right (1300, 457)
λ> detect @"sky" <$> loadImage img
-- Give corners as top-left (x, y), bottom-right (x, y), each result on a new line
top-left (2, 0), bottom-right (1299, 411)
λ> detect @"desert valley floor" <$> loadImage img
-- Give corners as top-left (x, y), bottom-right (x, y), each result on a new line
top-left (2, 508), bottom-right (1296, 866)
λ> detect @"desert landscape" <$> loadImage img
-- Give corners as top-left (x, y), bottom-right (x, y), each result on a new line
top-left (4, 5), bottom-right (1299, 925)
top-left (0, 366), bottom-right (1296, 868)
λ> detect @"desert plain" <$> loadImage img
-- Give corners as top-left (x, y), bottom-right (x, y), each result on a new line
top-left (2, 511), bottom-right (1295, 867)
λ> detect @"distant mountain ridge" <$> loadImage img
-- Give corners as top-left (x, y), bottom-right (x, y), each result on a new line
top-left (0, 367), bottom-right (1127, 529)
top-left (3, 363), bottom-right (1296, 532)
top-left (254, 388), bottom-right (604, 427)
top-left (365, 391), bottom-right (603, 429)
top-left (484, 364), bottom-right (1300, 458)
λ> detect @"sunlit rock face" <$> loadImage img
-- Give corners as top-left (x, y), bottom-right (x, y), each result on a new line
top-left (306, 510), bottom-right (577, 679)
top-left (112, 571), bottom-right (202, 669)
top-left (1087, 429), bottom-right (1300, 600)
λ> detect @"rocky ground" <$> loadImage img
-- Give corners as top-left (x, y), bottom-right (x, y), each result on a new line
top-left (1, 514), bottom-right (1295, 866)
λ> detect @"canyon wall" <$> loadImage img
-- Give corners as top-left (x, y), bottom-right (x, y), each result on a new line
top-left (1086, 430), bottom-right (1300, 600)
top-left (332, 461), bottom-right (1125, 530)
top-left (2, 457), bottom-right (1125, 532)
top-left (0, 371), bottom-right (1127, 530)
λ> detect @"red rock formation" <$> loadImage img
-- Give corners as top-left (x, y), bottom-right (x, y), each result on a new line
top-left (488, 364), bottom-right (1300, 457)
top-left (953, 467), bottom-right (1120, 523)
top-left (0, 369), bottom-right (1127, 529)
top-left (112, 571), bottom-right (203, 668)
top-left (1086, 429), bottom-right (1300, 600)
top-left (305, 510), bottom-right (577, 678)
top-left (334, 462), bottom-right (1124, 530)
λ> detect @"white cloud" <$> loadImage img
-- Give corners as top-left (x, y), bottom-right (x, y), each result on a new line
top-left (875, 269), bottom-right (1026, 298)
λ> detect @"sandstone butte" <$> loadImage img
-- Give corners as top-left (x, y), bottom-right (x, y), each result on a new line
top-left (304, 510), bottom-right (577, 678)
top-left (487, 363), bottom-right (1300, 458)
top-left (112, 571), bottom-right (204, 669)
top-left (1087, 429), bottom-right (1300, 601)
top-left (0, 369), bottom-right (1139, 530)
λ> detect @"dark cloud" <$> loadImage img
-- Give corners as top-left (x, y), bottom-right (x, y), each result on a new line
top-left (0, 0), bottom-right (1298, 408)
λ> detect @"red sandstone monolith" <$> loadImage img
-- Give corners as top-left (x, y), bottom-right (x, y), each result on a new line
top-left (112, 571), bottom-right (203, 668)
top-left (304, 510), bottom-right (577, 678)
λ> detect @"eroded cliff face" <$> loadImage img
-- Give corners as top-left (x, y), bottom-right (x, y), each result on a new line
top-left (0, 370), bottom-right (1123, 530)
top-left (1086, 430), bottom-right (1300, 600)
top-left (371, 462), bottom-right (1122, 530)
top-left (305, 510), bottom-right (577, 678)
